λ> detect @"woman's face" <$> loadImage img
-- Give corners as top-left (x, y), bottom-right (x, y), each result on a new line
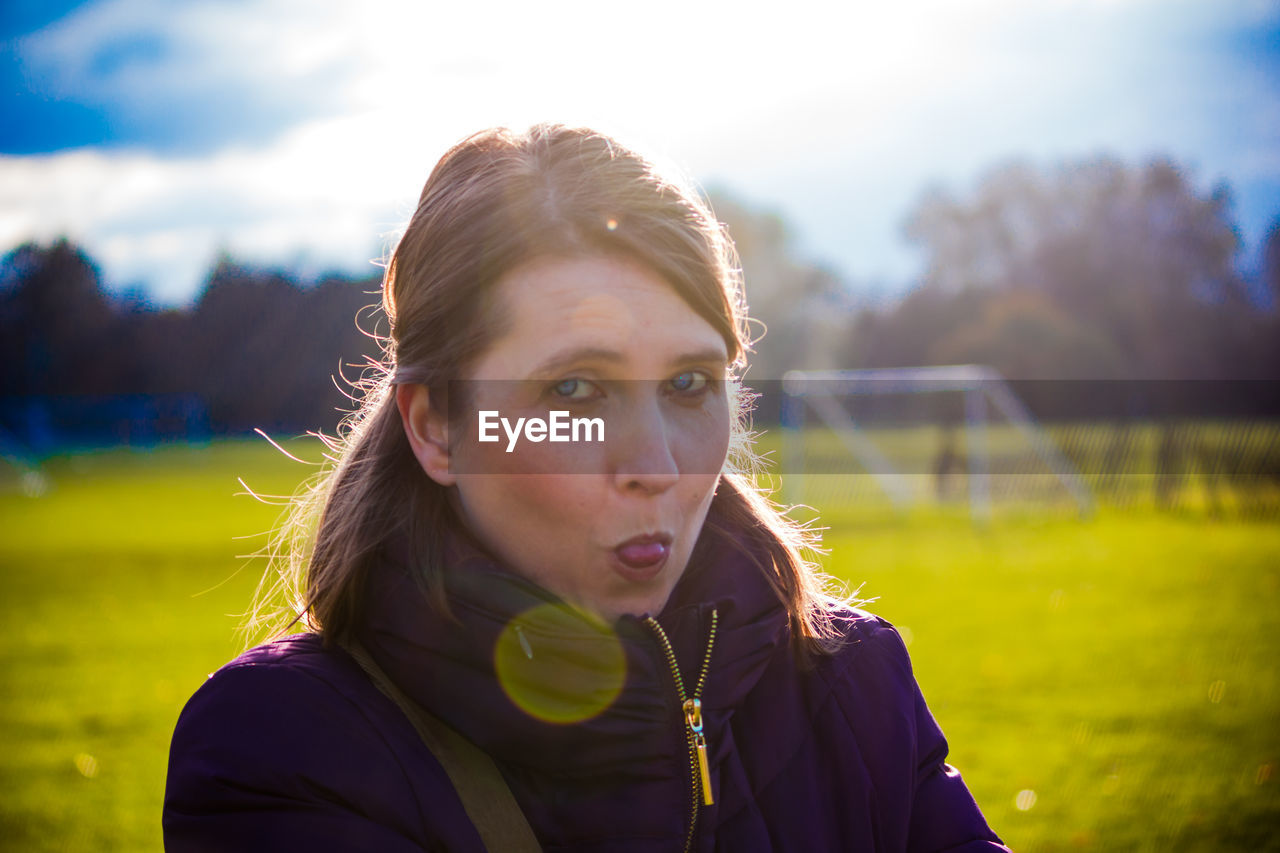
top-left (400, 255), bottom-right (732, 620)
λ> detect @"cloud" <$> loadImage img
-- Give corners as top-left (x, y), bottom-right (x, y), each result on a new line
top-left (0, 112), bottom-right (429, 302)
top-left (3, 0), bottom-right (1277, 300)
top-left (14, 0), bottom-right (1050, 153)
top-left (16, 0), bottom-right (357, 153)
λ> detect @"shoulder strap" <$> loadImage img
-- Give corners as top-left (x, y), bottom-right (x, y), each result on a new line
top-left (342, 640), bottom-right (542, 853)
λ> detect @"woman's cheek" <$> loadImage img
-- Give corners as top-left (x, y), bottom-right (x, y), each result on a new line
top-left (500, 475), bottom-right (601, 530)
top-left (454, 419), bottom-right (609, 476)
top-left (457, 474), bottom-right (601, 577)
top-left (668, 399), bottom-right (731, 475)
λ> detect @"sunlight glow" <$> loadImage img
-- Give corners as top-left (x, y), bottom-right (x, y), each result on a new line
top-left (3, 0), bottom-right (1274, 301)
top-left (494, 603), bottom-right (626, 725)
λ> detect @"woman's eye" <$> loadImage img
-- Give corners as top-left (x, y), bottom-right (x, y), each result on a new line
top-left (550, 378), bottom-right (598, 401)
top-left (669, 371), bottom-right (710, 395)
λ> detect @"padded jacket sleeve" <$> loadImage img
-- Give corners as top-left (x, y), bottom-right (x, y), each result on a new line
top-left (163, 657), bottom-right (469, 853)
top-left (858, 617), bottom-right (1012, 853)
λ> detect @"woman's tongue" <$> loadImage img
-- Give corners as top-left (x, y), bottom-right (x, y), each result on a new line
top-left (615, 540), bottom-right (667, 568)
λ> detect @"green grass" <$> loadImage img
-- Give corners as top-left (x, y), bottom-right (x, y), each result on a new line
top-left (817, 509), bottom-right (1280, 851)
top-left (0, 441), bottom-right (313, 851)
top-left (1, 438), bottom-right (1278, 850)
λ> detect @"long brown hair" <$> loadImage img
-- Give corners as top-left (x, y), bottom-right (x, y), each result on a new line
top-left (248, 124), bottom-right (848, 654)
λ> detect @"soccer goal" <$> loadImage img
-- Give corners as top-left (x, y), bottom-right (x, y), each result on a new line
top-left (779, 365), bottom-right (1092, 520)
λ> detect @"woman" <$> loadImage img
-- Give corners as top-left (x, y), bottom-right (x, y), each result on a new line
top-left (164, 124), bottom-right (1008, 852)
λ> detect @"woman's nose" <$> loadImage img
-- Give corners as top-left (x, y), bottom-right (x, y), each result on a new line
top-left (609, 399), bottom-right (680, 495)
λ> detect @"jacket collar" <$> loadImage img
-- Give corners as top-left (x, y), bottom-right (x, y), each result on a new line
top-left (354, 510), bottom-right (789, 779)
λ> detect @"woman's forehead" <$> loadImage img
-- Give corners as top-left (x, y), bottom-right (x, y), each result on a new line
top-left (473, 255), bottom-right (728, 379)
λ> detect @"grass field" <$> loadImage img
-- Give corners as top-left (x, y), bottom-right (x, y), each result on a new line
top-left (1, 439), bottom-right (1278, 850)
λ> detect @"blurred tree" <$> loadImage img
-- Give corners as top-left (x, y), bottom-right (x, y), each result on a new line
top-left (0, 241), bottom-right (383, 440)
top-left (188, 255), bottom-right (381, 433)
top-left (1249, 220), bottom-right (1280, 376)
top-left (929, 289), bottom-right (1126, 379)
top-left (0, 238), bottom-right (115, 395)
top-left (1263, 218), bottom-right (1280, 311)
top-left (844, 285), bottom-right (987, 371)
top-left (902, 157), bottom-right (1260, 377)
top-left (706, 189), bottom-right (854, 381)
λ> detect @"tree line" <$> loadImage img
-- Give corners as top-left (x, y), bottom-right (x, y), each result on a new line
top-left (2, 153), bottom-right (1278, 446)
top-left (1, 246), bottom-right (384, 439)
top-left (733, 156), bottom-right (1279, 383)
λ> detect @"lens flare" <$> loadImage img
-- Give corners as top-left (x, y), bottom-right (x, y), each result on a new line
top-left (494, 603), bottom-right (626, 724)
top-left (74, 753), bottom-right (98, 779)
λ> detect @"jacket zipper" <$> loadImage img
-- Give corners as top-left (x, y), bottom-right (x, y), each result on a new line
top-left (643, 609), bottom-right (718, 853)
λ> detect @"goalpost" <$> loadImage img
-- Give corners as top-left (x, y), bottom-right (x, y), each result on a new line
top-left (779, 365), bottom-right (1092, 520)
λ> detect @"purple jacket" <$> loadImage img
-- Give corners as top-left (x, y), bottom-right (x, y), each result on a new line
top-left (164, 520), bottom-right (1009, 851)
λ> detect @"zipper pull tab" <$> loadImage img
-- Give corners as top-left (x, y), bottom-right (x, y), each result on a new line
top-left (683, 698), bottom-right (714, 806)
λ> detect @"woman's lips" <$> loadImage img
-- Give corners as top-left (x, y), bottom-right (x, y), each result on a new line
top-left (610, 533), bottom-right (672, 580)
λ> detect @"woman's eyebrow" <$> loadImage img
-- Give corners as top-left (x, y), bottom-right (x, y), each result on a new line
top-left (668, 347), bottom-right (729, 370)
top-left (529, 347), bottom-right (625, 378)
top-left (529, 345), bottom-right (729, 379)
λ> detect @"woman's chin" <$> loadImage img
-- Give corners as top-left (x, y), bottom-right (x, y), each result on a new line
top-left (579, 583), bottom-right (677, 623)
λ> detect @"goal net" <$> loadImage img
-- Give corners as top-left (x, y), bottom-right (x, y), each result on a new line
top-left (778, 365), bottom-right (1092, 520)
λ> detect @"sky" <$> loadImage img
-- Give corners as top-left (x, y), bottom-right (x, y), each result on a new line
top-left (2, 0), bottom-right (1278, 305)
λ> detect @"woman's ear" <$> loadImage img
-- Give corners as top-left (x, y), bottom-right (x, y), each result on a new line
top-left (396, 384), bottom-right (456, 486)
